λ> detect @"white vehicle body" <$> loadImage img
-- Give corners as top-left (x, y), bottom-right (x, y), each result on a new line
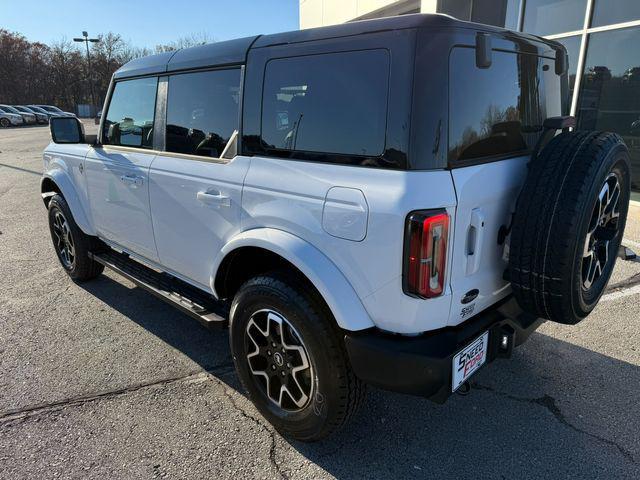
top-left (43, 145), bottom-right (530, 333)
top-left (41, 15), bottom-right (567, 336)
top-left (40, 15), bottom-right (633, 439)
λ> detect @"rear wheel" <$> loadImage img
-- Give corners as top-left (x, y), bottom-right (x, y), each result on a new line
top-left (229, 272), bottom-right (365, 441)
top-left (508, 131), bottom-right (631, 324)
top-left (48, 194), bottom-right (104, 281)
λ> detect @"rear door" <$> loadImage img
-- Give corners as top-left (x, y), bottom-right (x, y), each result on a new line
top-left (447, 46), bottom-right (563, 326)
top-left (148, 68), bottom-right (248, 289)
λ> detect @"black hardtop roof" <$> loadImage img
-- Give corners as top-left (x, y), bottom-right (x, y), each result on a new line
top-left (113, 35), bottom-right (259, 79)
top-left (113, 13), bottom-right (556, 79)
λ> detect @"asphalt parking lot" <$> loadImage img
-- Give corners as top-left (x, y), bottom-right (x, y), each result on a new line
top-left (1, 124), bottom-right (639, 479)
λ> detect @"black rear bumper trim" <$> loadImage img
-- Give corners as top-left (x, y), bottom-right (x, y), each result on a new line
top-left (344, 297), bottom-right (544, 403)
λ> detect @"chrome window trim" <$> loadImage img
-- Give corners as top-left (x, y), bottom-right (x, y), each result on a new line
top-left (96, 144), bottom-right (232, 165)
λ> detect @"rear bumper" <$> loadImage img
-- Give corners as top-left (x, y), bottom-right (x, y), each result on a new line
top-left (344, 297), bottom-right (544, 403)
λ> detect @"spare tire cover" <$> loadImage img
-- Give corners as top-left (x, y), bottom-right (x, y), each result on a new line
top-left (508, 131), bottom-right (631, 324)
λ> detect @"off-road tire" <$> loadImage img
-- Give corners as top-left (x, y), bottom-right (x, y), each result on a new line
top-left (48, 194), bottom-right (104, 281)
top-left (509, 131), bottom-right (630, 324)
top-left (229, 272), bottom-right (366, 441)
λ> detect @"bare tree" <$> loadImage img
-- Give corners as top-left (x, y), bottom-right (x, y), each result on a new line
top-left (0, 30), bottom-right (213, 114)
top-left (154, 31), bottom-right (213, 52)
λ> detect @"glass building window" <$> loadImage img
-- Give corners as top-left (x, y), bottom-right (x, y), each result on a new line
top-left (261, 50), bottom-right (389, 157)
top-left (523, 0), bottom-right (587, 36)
top-left (555, 35), bottom-right (582, 96)
top-left (165, 69), bottom-right (241, 158)
top-left (592, 0), bottom-right (640, 28)
top-left (503, 0), bottom-right (522, 30)
top-left (439, 0), bottom-right (472, 20)
top-left (438, 0), bottom-right (521, 29)
top-left (577, 27), bottom-right (640, 192)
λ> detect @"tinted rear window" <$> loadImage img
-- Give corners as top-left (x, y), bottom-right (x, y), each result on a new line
top-left (261, 49), bottom-right (390, 157)
top-left (448, 47), bottom-right (562, 163)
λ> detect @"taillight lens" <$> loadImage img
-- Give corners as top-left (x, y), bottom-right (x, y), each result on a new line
top-left (403, 210), bottom-right (449, 298)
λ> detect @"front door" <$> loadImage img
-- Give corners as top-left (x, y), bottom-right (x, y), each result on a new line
top-left (86, 76), bottom-right (160, 261)
top-left (148, 68), bottom-right (247, 288)
top-left (86, 147), bottom-right (158, 261)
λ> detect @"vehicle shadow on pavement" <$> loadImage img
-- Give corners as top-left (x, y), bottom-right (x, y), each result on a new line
top-left (77, 273), bottom-right (236, 376)
top-left (77, 275), bottom-right (639, 479)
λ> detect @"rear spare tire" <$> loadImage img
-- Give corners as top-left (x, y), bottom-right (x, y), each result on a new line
top-left (508, 131), bottom-right (631, 324)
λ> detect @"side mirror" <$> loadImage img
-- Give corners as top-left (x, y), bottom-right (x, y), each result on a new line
top-left (50, 116), bottom-right (85, 144)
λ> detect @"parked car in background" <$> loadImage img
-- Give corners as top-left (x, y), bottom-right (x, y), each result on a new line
top-left (0, 104), bottom-right (36, 124)
top-left (94, 109), bottom-right (102, 125)
top-left (27, 105), bottom-right (53, 120)
top-left (0, 107), bottom-right (25, 127)
top-left (14, 105), bottom-right (48, 124)
top-left (34, 105), bottom-right (76, 117)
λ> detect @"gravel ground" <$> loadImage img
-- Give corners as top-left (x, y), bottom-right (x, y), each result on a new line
top-left (1, 124), bottom-right (639, 479)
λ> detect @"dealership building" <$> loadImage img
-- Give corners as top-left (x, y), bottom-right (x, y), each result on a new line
top-left (300, 0), bottom-right (640, 201)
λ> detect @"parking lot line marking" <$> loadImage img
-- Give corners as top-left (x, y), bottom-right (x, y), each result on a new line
top-left (622, 238), bottom-right (640, 250)
top-left (600, 284), bottom-right (640, 303)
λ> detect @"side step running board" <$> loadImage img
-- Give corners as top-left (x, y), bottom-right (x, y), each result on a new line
top-left (89, 250), bottom-right (228, 329)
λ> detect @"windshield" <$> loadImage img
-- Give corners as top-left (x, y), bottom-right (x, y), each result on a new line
top-left (43, 106), bottom-right (63, 113)
top-left (29, 106), bottom-right (47, 114)
top-left (15, 106), bottom-right (31, 113)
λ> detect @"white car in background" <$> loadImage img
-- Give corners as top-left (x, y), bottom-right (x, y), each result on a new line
top-left (14, 105), bottom-right (49, 124)
top-left (0, 108), bottom-right (24, 127)
top-left (0, 104), bottom-right (36, 124)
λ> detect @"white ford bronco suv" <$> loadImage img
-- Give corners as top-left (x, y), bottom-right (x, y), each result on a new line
top-left (42, 14), bottom-right (631, 441)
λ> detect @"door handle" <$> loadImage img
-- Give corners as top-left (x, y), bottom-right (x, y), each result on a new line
top-left (197, 190), bottom-right (231, 207)
top-left (466, 208), bottom-right (485, 275)
top-left (120, 174), bottom-right (143, 187)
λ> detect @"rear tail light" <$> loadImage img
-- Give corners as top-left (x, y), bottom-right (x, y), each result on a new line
top-left (403, 210), bottom-right (449, 298)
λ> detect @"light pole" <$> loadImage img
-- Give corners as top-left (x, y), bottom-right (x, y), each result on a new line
top-left (73, 31), bottom-right (100, 115)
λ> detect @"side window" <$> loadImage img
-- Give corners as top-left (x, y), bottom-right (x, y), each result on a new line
top-left (448, 47), bottom-right (562, 163)
top-left (261, 50), bottom-right (389, 158)
top-left (103, 77), bottom-right (158, 149)
top-left (166, 69), bottom-right (241, 158)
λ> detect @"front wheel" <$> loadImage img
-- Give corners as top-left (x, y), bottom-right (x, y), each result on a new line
top-left (0, 118), bottom-right (10, 128)
top-left (229, 272), bottom-right (365, 441)
top-left (48, 194), bottom-right (104, 281)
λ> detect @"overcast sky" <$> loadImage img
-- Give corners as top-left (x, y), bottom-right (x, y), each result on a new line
top-left (0, 0), bottom-right (299, 47)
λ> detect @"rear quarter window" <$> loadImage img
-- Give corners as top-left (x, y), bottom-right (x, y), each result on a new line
top-left (260, 49), bottom-right (390, 159)
top-left (448, 47), bottom-right (562, 164)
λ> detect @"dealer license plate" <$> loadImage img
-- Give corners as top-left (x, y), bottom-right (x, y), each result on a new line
top-left (452, 331), bottom-right (489, 392)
